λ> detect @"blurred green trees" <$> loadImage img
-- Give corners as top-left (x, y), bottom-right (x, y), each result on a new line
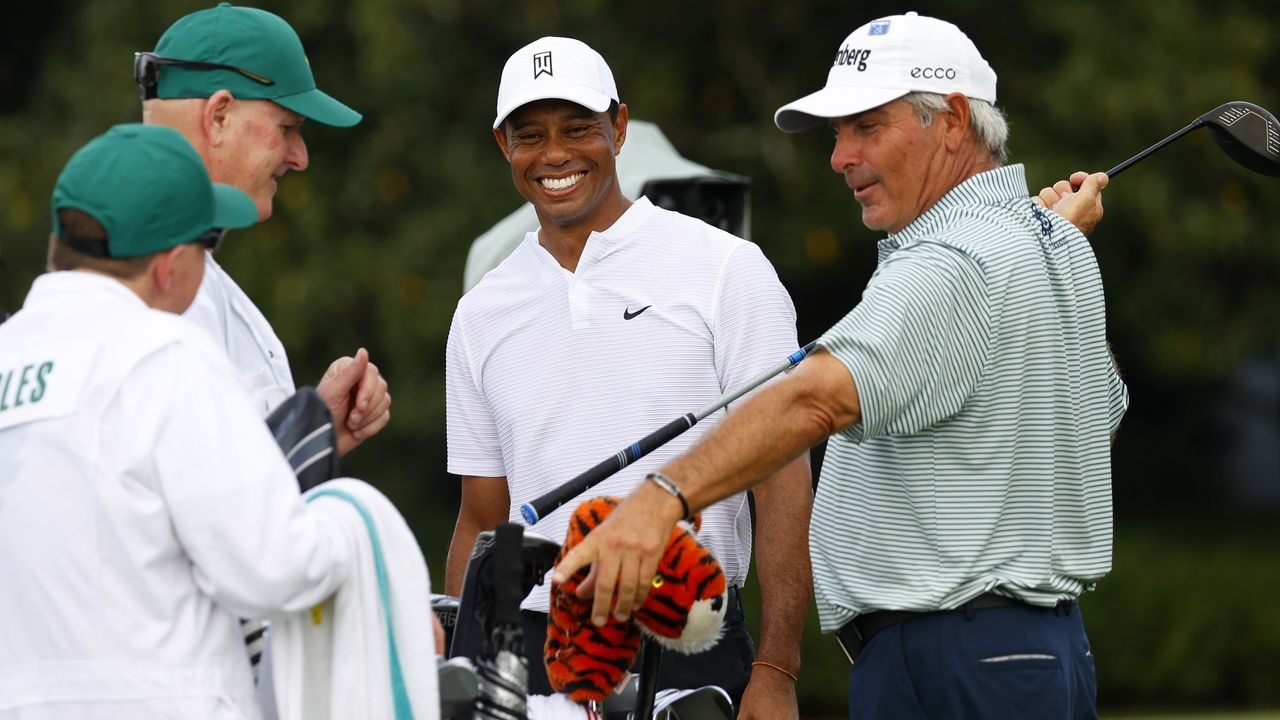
top-left (2, 0), bottom-right (1279, 713)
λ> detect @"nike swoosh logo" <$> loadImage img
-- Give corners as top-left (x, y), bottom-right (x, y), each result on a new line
top-left (623, 305), bottom-right (652, 320)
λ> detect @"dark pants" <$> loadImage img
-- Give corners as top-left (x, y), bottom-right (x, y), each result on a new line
top-left (523, 587), bottom-right (755, 708)
top-left (848, 601), bottom-right (1097, 720)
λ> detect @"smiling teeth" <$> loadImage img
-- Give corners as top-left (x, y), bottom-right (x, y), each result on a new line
top-left (542, 173), bottom-right (584, 190)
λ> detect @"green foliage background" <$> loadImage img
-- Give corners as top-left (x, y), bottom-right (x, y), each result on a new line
top-left (2, 1), bottom-right (1279, 714)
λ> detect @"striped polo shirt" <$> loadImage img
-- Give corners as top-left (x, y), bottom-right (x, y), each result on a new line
top-left (811, 165), bottom-right (1129, 632)
top-left (447, 197), bottom-right (798, 613)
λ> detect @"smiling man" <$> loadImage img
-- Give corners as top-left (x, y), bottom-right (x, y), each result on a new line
top-left (444, 36), bottom-right (811, 718)
top-left (139, 3), bottom-right (390, 443)
top-left (553, 13), bottom-right (1128, 720)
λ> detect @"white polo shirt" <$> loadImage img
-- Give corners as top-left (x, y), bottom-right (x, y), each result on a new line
top-left (447, 197), bottom-right (798, 612)
top-left (185, 252), bottom-right (296, 416)
top-left (0, 272), bottom-right (349, 720)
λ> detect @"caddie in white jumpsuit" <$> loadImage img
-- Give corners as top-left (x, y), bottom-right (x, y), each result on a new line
top-left (0, 124), bottom-right (351, 720)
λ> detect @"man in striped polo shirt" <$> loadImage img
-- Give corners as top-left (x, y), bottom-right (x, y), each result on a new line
top-left (556, 12), bottom-right (1127, 719)
top-left (444, 37), bottom-right (812, 716)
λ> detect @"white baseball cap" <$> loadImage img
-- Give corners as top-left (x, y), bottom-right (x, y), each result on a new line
top-left (774, 12), bottom-right (997, 133)
top-left (493, 36), bottom-right (619, 129)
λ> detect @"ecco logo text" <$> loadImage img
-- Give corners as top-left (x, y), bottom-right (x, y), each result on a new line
top-left (911, 66), bottom-right (957, 80)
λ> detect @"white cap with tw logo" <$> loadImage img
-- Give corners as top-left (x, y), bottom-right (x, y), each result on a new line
top-left (774, 12), bottom-right (997, 133)
top-left (493, 36), bottom-right (619, 129)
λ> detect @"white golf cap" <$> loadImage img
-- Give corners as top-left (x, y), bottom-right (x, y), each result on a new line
top-left (493, 36), bottom-right (619, 129)
top-left (774, 12), bottom-right (997, 133)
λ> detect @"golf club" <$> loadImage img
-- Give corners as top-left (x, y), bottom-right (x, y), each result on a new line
top-left (1107, 100), bottom-right (1280, 178)
top-left (472, 523), bottom-right (529, 720)
top-left (520, 341), bottom-right (818, 525)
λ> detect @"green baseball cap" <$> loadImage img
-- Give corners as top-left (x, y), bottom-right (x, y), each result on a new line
top-left (52, 124), bottom-right (259, 258)
top-left (146, 3), bottom-right (361, 127)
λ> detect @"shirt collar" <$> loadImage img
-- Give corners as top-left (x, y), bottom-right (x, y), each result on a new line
top-left (586, 194), bottom-right (655, 256)
top-left (879, 164), bottom-right (1029, 252)
top-left (24, 270), bottom-right (149, 312)
top-left (526, 197), bottom-right (657, 274)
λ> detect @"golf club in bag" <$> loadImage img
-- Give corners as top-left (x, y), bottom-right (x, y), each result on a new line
top-left (521, 341), bottom-right (817, 525)
top-left (473, 522), bottom-right (531, 720)
top-left (1107, 100), bottom-right (1280, 179)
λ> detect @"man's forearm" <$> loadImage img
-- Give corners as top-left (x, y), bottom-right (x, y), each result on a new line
top-left (444, 522), bottom-right (482, 597)
top-left (664, 350), bottom-right (858, 516)
top-left (750, 455), bottom-right (813, 672)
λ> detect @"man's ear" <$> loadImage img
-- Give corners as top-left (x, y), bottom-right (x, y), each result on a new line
top-left (149, 245), bottom-right (186, 296)
top-left (202, 90), bottom-right (236, 147)
top-left (493, 126), bottom-right (513, 162)
top-left (941, 92), bottom-right (972, 152)
top-left (612, 103), bottom-right (629, 155)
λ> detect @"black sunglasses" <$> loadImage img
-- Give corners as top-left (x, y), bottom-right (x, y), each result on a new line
top-left (56, 227), bottom-right (226, 258)
top-left (133, 52), bottom-right (274, 101)
top-left (195, 227), bottom-right (228, 253)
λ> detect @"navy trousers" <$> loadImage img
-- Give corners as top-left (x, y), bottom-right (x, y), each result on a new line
top-left (847, 601), bottom-right (1097, 720)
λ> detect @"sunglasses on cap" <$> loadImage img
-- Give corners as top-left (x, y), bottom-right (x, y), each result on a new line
top-left (133, 52), bottom-right (274, 101)
top-left (58, 227), bottom-right (228, 258)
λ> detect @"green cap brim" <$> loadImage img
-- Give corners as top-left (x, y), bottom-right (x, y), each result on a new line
top-left (275, 87), bottom-right (363, 127)
top-left (211, 183), bottom-right (261, 229)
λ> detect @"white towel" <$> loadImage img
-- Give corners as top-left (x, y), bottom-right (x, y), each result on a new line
top-left (270, 479), bottom-right (439, 720)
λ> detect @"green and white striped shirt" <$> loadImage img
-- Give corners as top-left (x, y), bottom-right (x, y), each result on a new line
top-left (812, 165), bottom-right (1129, 632)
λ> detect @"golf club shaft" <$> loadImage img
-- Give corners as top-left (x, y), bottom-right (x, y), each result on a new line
top-left (634, 642), bottom-right (662, 719)
top-left (519, 341), bottom-right (818, 525)
top-left (1107, 118), bottom-right (1205, 178)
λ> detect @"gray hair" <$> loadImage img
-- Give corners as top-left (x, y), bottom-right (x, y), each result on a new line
top-left (901, 91), bottom-right (1009, 166)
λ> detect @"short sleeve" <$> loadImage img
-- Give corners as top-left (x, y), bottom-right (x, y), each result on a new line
top-left (820, 240), bottom-right (992, 441)
top-left (445, 308), bottom-right (505, 476)
top-left (711, 242), bottom-right (799, 395)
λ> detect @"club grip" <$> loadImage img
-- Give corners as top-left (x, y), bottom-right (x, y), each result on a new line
top-left (520, 414), bottom-right (695, 524)
top-left (491, 523), bottom-right (526, 628)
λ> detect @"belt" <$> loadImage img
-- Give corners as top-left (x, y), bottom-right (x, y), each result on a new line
top-left (835, 593), bottom-right (1031, 664)
top-left (726, 585), bottom-right (742, 614)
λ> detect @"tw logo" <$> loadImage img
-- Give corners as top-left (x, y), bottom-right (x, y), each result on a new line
top-left (834, 46), bottom-right (871, 72)
top-left (533, 51), bottom-right (553, 79)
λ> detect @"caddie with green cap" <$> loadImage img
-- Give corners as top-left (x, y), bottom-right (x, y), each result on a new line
top-left (135, 7), bottom-right (394, 707)
top-left (137, 3), bottom-right (393, 464)
top-left (0, 122), bottom-right (355, 720)
top-left (52, 123), bottom-right (257, 264)
top-left (45, 122), bottom-right (257, 310)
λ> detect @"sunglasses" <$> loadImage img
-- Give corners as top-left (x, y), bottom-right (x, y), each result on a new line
top-left (57, 228), bottom-right (227, 258)
top-left (194, 227), bottom-right (228, 253)
top-left (133, 52), bottom-right (274, 101)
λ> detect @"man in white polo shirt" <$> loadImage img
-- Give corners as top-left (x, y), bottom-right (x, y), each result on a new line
top-left (555, 13), bottom-right (1126, 720)
top-left (445, 36), bottom-right (812, 717)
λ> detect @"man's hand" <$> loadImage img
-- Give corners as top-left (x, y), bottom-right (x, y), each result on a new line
top-left (551, 479), bottom-right (684, 626)
top-left (316, 348), bottom-right (391, 456)
top-left (1033, 170), bottom-right (1109, 236)
top-left (738, 666), bottom-right (799, 720)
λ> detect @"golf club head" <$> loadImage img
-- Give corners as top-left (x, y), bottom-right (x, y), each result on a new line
top-left (1200, 101), bottom-right (1280, 177)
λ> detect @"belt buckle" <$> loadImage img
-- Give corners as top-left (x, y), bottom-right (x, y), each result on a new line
top-left (834, 620), bottom-right (864, 666)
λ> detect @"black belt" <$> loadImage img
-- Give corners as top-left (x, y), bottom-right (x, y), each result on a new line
top-left (835, 593), bottom-right (1032, 664)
